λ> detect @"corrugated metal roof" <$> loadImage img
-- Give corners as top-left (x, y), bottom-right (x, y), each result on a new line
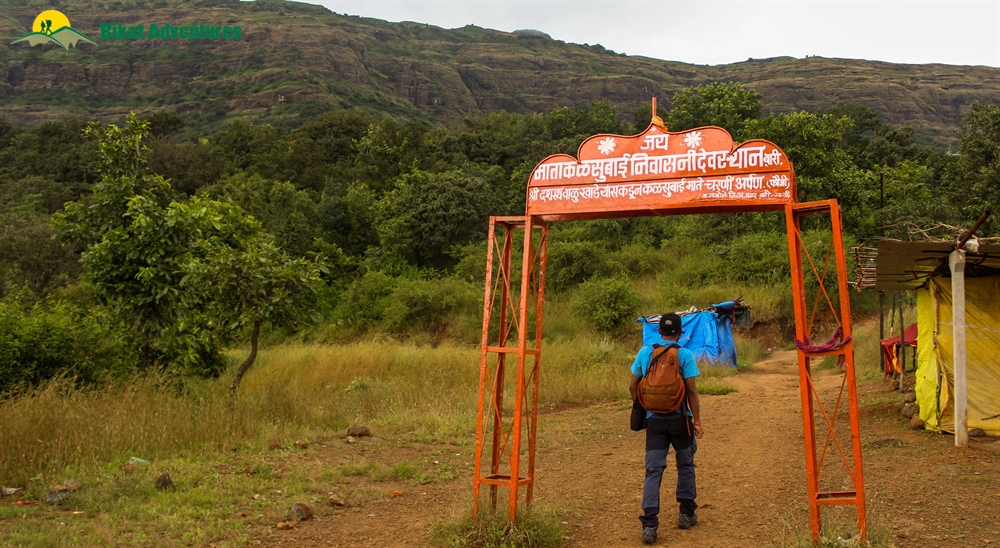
top-left (874, 240), bottom-right (1000, 290)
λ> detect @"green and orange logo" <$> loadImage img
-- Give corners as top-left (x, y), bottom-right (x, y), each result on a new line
top-left (11, 10), bottom-right (97, 50)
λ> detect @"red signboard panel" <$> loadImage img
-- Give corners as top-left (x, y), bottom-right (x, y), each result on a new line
top-left (525, 124), bottom-right (796, 218)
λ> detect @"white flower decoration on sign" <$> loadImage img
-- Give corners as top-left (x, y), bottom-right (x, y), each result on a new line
top-left (597, 137), bottom-right (617, 155)
top-left (683, 131), bottom-right (703, 149)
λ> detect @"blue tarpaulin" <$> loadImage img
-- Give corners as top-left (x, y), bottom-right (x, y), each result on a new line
top-left (637, 302), bottom-right (740, 367)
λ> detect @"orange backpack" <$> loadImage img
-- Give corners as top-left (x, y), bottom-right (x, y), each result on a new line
top-left (638, 344), bottom-right (687, 414)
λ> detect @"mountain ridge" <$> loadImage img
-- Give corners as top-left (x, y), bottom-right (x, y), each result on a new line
top-left (1, 0), bottom-right (998, 145)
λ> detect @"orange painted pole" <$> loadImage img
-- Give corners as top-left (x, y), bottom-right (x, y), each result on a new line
top-left (829, 202), bottom-right (868, 543)
top-left (785, 204), bottom-right (822, 540)
top-left (508, 215), bottom-right (534, 520)
top-left (472, 218), bottom-right (499, 517)
top-left (490, 225), bottom-right (515, 510)
top-left (526, 223), bottom-right (548, 506)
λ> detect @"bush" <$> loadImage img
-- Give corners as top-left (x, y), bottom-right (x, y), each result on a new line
top-left (0, 295), bottom-right (138, 392)
top-left (385, 277), bottom-right (479, 335)
top-left (571, 276), bottom-right (641, 334)
top-left (336, 271), bottom-right (396, 325)
top-left (546, 240), bottom-right (613, 291)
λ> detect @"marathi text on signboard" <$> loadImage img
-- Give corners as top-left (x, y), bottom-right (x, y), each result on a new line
top-left (525, 124), bottom-right (796, 218)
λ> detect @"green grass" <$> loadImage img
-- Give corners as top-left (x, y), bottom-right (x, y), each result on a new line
top-left (429, 507), bottom-right (565, 548)
top-left (774, 516), bottom-right (894, 548)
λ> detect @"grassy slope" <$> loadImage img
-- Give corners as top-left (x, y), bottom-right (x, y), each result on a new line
top-left (1, 0), bottom-right (998, 143)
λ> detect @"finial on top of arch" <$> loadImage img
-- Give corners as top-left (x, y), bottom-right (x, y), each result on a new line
top-left (650, 97), bottom-right (667, 132)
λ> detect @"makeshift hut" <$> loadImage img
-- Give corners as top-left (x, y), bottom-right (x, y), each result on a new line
top-left (637, 301), bottom-right (750, 368)
top-left (875, 239), bottom-right (1000, 438)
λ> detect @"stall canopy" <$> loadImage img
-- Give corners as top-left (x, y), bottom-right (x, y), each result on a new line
top-left (637, 301), bottom-right (749, 368)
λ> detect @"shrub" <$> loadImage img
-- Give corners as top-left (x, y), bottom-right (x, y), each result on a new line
top-left (336, 271), bottom-right (396, 325)
top-left (385, 277), bottom-right (479, 334)
top-left (571, 276), bottom-right (641, 333)
top-left (546, 240), bottom-right (613, 291)
top-left (0, 295), bottom-right (138, 392)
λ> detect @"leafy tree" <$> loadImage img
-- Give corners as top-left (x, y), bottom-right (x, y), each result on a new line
top-left (203, 172), bottom-right (323, 257)
top-left (943, 102), bottom-right (1000, 228)
top-left (140, 111), bottom-right (186, 139)
top-left (375, 169), bottom-right (501, 269)
top-left (666, 82), bottom-right (762, 136)
top-left (183, 230), bottom-right (323, 399)
top-left (147, 139), bottom-right (228, 195)
top-left (55, 114), bottom-right (324, 379)
top-left (0, 212), bottom-right (79, 297)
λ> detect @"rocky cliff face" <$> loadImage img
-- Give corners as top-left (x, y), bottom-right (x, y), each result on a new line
top-left (2, 0), bottom-right (997, 144)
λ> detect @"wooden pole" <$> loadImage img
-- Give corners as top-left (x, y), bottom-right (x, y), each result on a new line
top-left (949, 249), bottom-right (968, 448)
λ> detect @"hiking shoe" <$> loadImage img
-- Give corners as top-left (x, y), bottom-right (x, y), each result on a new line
top-left (678, 513), bottom-right (698, 529)
top-left (642, 526), bottom-right (658, 544)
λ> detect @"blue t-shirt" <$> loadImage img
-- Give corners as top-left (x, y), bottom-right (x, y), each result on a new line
top-left (631, 340), bottom-right (699, 419)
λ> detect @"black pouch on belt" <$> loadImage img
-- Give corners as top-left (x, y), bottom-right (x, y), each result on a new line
top-left (630, 398), bottom-right (646, 431)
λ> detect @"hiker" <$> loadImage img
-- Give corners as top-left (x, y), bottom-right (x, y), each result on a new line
top-left (629, 312), bottom-right (704, 545)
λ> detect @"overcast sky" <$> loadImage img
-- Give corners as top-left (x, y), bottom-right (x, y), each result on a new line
top-left (303, 1), bottom-right (1000, 67)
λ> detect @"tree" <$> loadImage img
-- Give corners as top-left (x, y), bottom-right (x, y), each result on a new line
top-left (55, 114), bottom-right (324, 378)
top-left (183, 228), bottom-right (323, 400)
top-left (375, 169), bottom-right (501, 269)
top-left (666, 82), bottom-right (762, 136)
top-left (202, 172), bottom-right (324, 258)
top-left (944, 102), bottom-right (1000, 228)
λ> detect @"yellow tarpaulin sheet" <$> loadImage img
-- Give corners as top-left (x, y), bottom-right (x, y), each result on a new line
top-left (916, 277), bottom-right (1000, 436)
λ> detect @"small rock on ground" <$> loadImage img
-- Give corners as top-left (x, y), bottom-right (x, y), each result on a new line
top-left (909, 416), bottom-right (925, 430)
top-left (62, 479), bottom-right (81, 491)
top-left (903, 391), bottom-right (917, 403)
top-left (969, 427), bottom-right (987, 438)
top-left (155, 473), bottom-right (175, 491)
top-left (901, 403), bottom-right (918, 419)
top-left (268, 442), bottom-right (283, 451)
top-left (347, 425), bottom-right (371, 437)
top-left (294, 439), bottom-right (309, 449)
top-left (327, 495), bottom-right (346, 507)
top-left (291, 502), bottom-right (313, 521)
top-left (275, 522), bottom-right (296, 530)
top-left (45, 489), bottom-right (69, 504)
top-left (346, 436), bottom-right (357, 444)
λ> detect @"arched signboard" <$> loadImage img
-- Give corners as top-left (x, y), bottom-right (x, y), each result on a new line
top-left (526, 123), bottom-right (796, 220)
top-left (472, 112), bottom-right (866, 545)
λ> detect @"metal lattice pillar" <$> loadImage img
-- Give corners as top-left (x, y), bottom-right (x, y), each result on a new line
top-left (785, 200), bottom-right (868, 544)
top-left (472, 216), bottom-right (548, 520)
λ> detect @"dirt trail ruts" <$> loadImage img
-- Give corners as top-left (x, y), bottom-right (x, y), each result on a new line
top-left (254, 350), bottom-right (1000, 547)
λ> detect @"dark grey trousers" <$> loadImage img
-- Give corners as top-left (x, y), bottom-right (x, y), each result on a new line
top-left (640, 416), bottom-right (698, 528)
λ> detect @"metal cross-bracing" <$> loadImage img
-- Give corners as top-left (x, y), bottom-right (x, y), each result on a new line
top-left (785, 201), bottom-right (867, 542)
top-left (472, 216), bottom-right (548, 520)
top-left (471, 113), bottom-right (867, 544)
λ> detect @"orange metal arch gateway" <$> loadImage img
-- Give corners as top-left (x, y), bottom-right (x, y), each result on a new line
top-left (471, 118), bottom-right (867, 543)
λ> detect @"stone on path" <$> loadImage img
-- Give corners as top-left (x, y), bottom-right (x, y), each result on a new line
top-left (291, 502), bottom-right (313, 521)
top-left (347, 425), bottom-right (371, 437)
top-left (327, 494), bottom-right (346, 507)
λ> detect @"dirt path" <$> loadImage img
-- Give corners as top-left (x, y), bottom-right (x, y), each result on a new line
top-left (255, 350), bottom-right (1000, 547)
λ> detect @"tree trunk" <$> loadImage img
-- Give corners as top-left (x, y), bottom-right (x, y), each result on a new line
top-left (229, 320), bottom-right (260, 405)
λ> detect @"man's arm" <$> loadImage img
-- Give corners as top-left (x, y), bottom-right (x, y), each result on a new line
top-left (684, 377), bottom-right (703, 439)
top-left (629, 374), bottom-right (641, 401)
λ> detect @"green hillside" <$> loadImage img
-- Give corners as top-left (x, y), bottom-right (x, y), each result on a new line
top-left (2, 0), bottom-right (998, 145)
